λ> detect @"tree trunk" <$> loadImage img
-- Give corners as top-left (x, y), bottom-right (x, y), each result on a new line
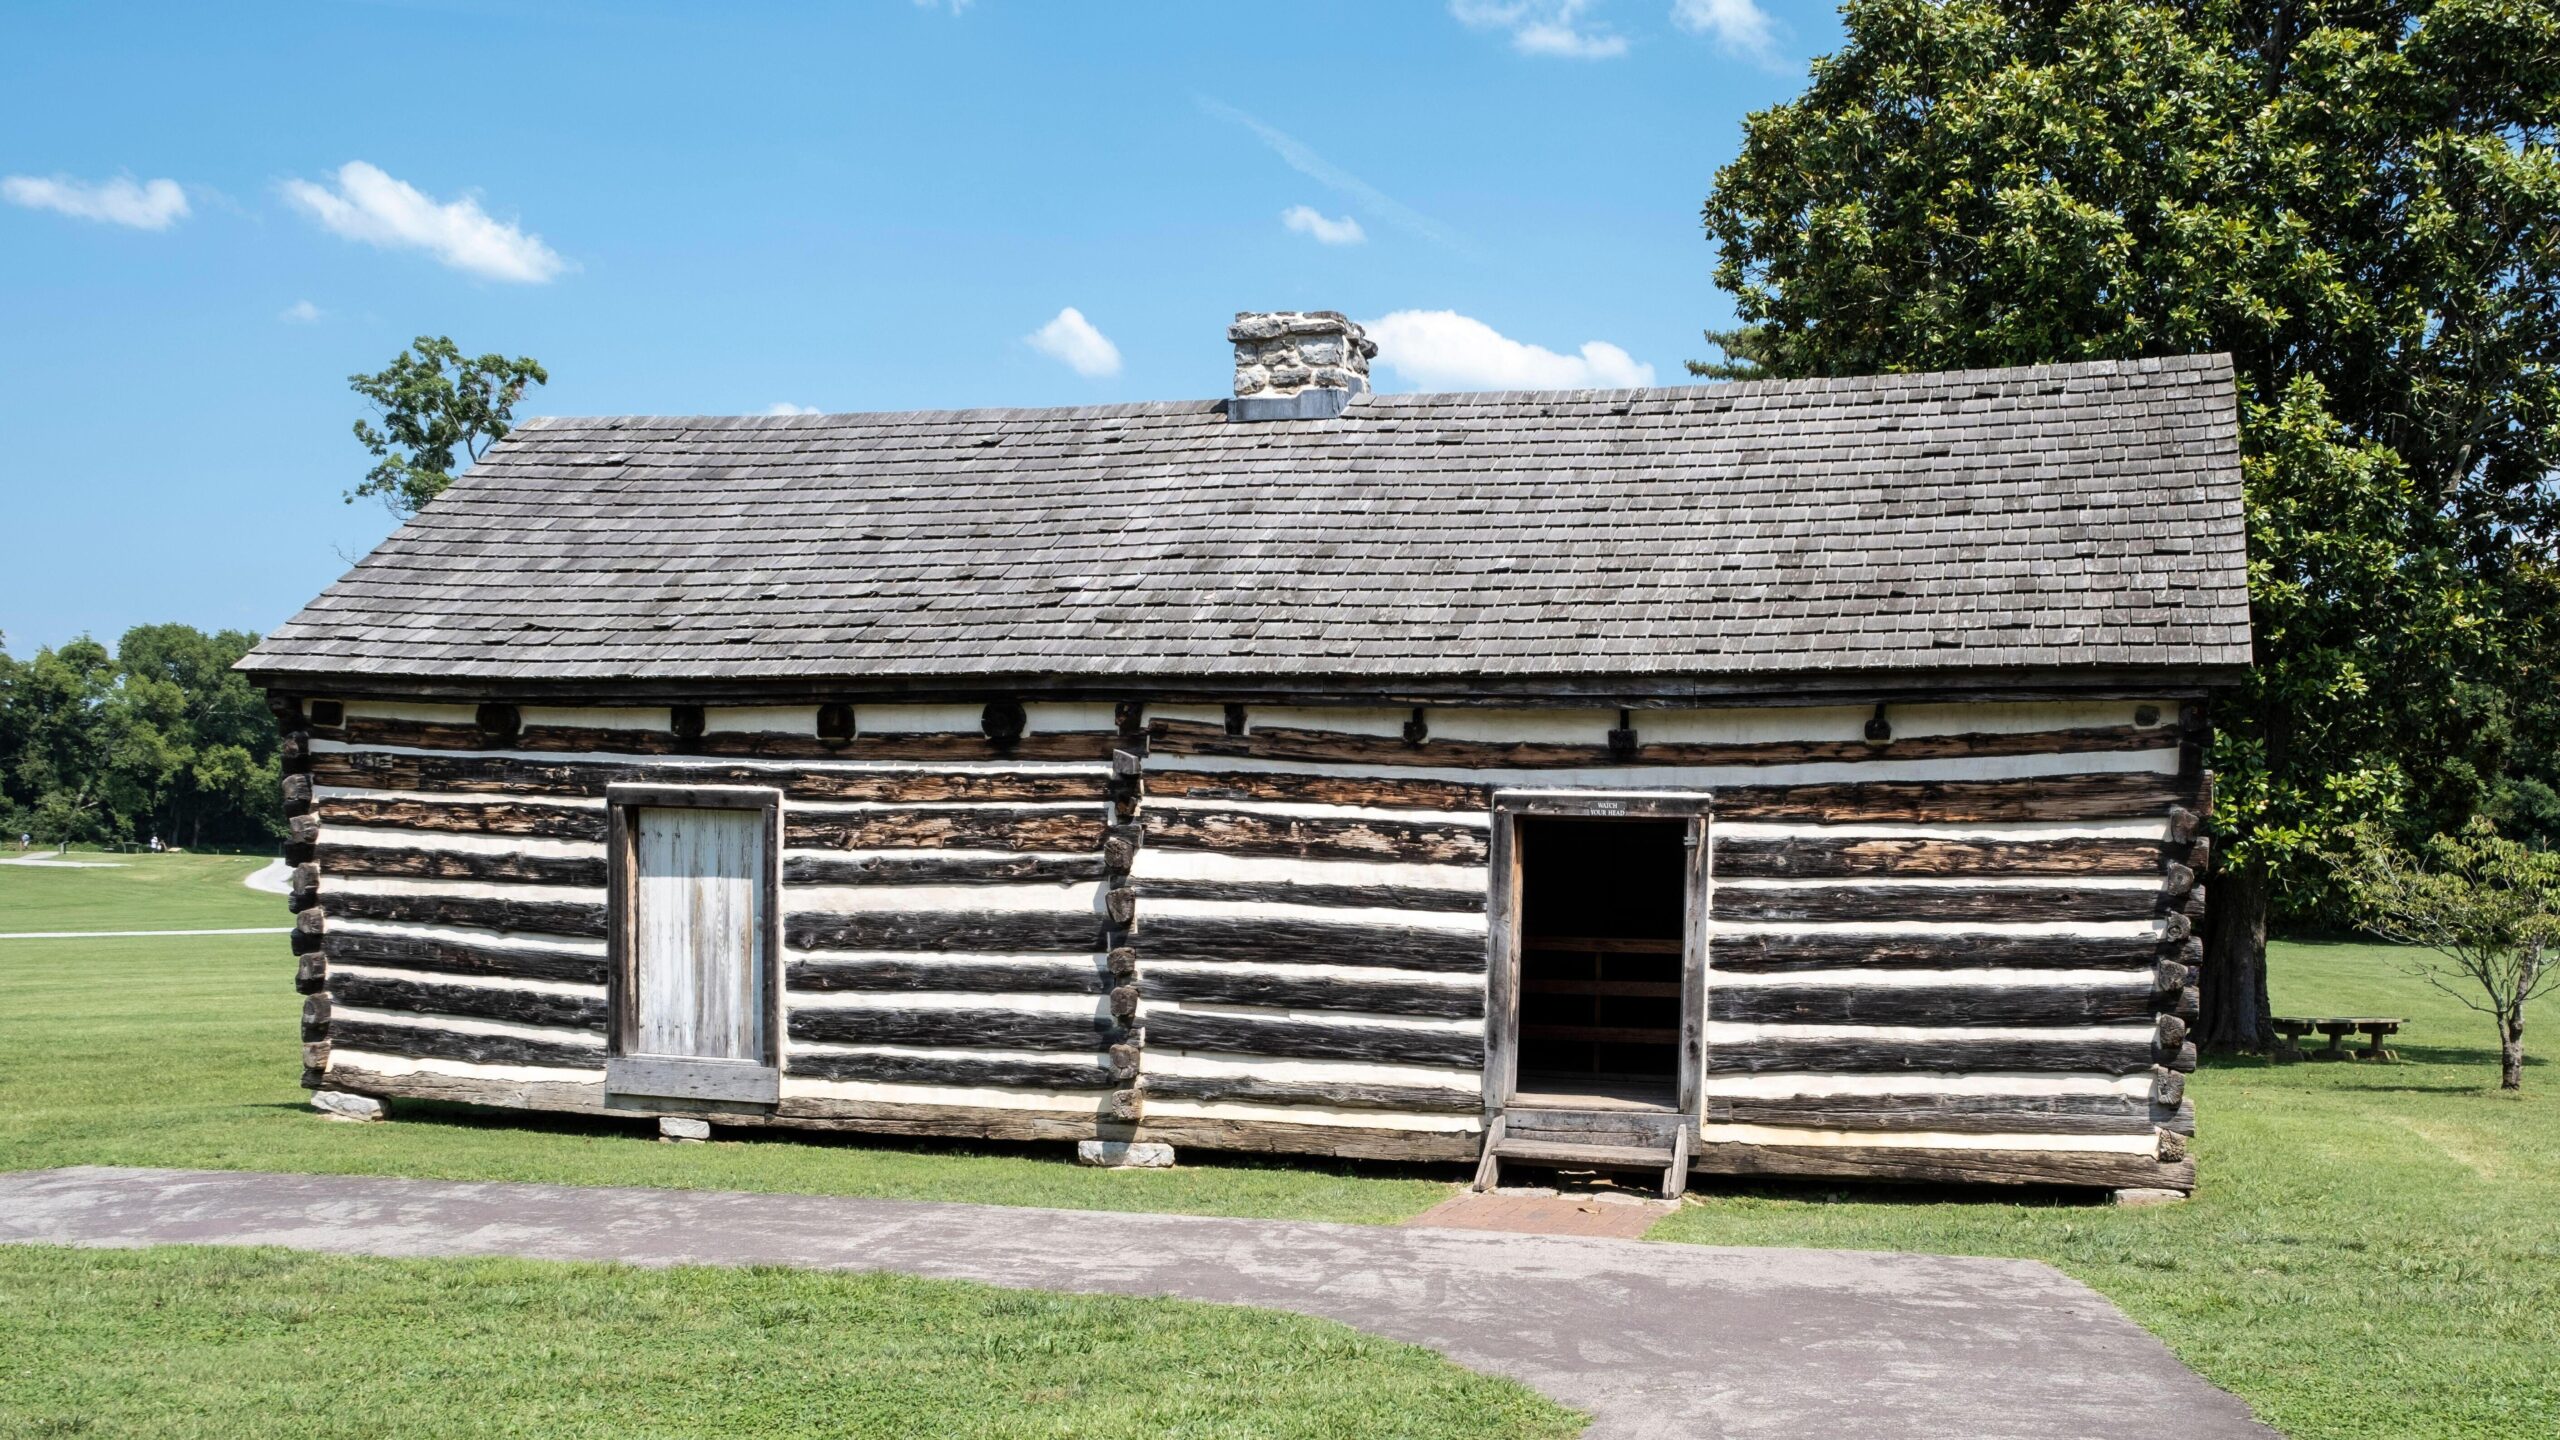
top-left (2500, 1009), bottom-right (2524, 1091)
top-left (2198, 852), bottom-right (2273, 1051)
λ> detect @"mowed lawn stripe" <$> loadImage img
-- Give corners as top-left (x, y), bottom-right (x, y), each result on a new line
top-left (0, 1244), bottom-right (1580, 1440)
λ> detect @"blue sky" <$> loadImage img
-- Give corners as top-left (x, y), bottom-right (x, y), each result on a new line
top-left (1, 0), bottom-right (1839, 654)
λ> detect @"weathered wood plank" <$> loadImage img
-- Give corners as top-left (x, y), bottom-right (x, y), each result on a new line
top-left (1145, 768), bottom-right (1493, 812)
top-left (324, 1058), bottom-right (1479, 1159)
top-left (1707, 932), bottom-right (2183, 973)
top-left (316, 796), bottom-right (606, 841)
top-left (317, 843), bottom-right (607, 888)
top-left (326, 930), bottom-right (608, 986)
top-left (788, 808), bottom-right (1105, 853)
top-left (1688, 1142), bottom-right (2191, 1191)
top-left (1135, 876), bottom-right (1486, 914)
top-left (1714, 773), bottom-right (2188, 823)
top-left (785, 956), bottom-right (1110, 996)
top-left (1142, 968), bottom-right (1486, 1020)
top-left (332, 972), bottom-right (608, 1031)
top-left (325, 890), bottom-right (608, 939)
top-left (1707, 1033), bottom-right (2159, 1075)
top-left (1709, 982), bottom-right (2155, 1027)
top-left (1713, 837), bottom-right (2169, 879)
top-left (1135, 1112), bottom-right (1477, 1163)
top-left (313, 747), bottom-right (1111, 803)
top-left (1711, 885), bottom-right (2159, 924)
top-left (783, 853), bottom-right (1107, 887)
top-left (770, 1096), bottom-right (1131, 1140)
top-left (1705, 1092), bottom-right (2185, 1135)
top-left (787, 1049), bottom-right (1116, 1089)
top-left (786, 911), bottom-right (1110, 955)
top-left (328, 1019), bottom-right (601, 1070)
top-left (1136, 914), bottom-right (1488, 974)
top-left (1146, 718), bottom-right (2172, 770)
top-left (323, 1061), bottom-right (603, 1114)
top-left (1146, 1010), bottom-right (1484, 1067)
top-left (342, 716), bottom-right (1113, 763)
top-left (1138, 1072), bottom-right (1481, 1113)
top-left (788, 1006), bottom-right (1126, 1050)
top-left (1143, 807), bottom-right (1488, 865)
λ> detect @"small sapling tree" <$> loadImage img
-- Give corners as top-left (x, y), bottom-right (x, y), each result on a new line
top-left (349, 336), bottom-right (548, 517)
top-left (2342, 821), bottom-right (2560, 1090)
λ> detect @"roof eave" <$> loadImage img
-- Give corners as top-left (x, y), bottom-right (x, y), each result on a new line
top-left (241, 659), bottom-right (2253, 709)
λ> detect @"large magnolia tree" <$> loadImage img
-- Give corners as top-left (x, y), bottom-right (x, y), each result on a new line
top-left (1699, 0), bottom-right (2560, 1047)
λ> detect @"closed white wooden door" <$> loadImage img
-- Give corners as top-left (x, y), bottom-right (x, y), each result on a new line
top-left (631, 806), bottom-right (766, 1062)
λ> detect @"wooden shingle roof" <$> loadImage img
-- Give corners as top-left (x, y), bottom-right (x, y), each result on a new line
top-left (243, 353), bottom-right (2250, 698)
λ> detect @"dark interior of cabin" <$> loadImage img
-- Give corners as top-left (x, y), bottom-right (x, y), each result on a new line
top-left (1513, 816), bottom-right (1688, 1109)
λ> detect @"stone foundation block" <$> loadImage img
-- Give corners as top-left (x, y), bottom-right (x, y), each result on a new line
top-left (1076, 1140), bottom-right (1174, 1169)
top-left (659, 1116), bottom-right (712, 1143)
top-left (2111, 1187), bottom-right (2189, 1207)
top-left (311, 1090), bottom-right (386, 1123)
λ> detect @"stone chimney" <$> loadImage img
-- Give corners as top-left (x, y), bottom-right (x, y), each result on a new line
top-left (1228, 310), bottom-right (1378, 421)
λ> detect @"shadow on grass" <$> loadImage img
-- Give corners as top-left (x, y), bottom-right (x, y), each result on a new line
top-left (1681, 1175), bottom-right (2112, 1210)
top-left (2196, 1043), bottom-right (2537, 1072)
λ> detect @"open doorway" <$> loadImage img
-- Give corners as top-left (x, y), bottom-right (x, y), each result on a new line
top-left (1511, 816), bottom-right (1690, 1111)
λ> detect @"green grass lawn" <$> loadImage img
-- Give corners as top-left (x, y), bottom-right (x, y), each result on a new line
top-left (0, 849), bottom-right (1454, 1222)
top-left (1653, 939), bottom-right (2560, 1440)
top-left (8, 853), bottom-right (2558, 1438)
top-left (0, 926), bottom-right (1453, 1223)
top-left (0, 853), bottom-right (1565, 1435)
top-left (0, 848), bottom-right (281, 931)
top-left (0, 1245), bottom-right (1578, 1440)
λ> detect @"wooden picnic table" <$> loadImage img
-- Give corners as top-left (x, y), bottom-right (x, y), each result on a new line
top-left (2270, 1015), bottom-right (2404, 1062)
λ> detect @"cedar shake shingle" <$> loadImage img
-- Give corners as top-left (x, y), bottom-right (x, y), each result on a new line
top-left (242, 354), bottom-right (2250, 689)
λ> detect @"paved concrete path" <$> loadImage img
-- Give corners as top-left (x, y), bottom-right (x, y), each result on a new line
top-left (0, 1167), bottom-right (2273, 1440)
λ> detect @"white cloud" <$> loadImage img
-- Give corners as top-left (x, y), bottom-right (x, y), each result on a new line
top-left (2, 174), bottom-right (189, 230)
top-left (1028, 307), bottom-right (1122, 378)
top-left (1197, 98), bottom-right (1455, 249)
top-left (1671, 0), bottom-right (1780, 64)
top-left (280, 299), bottom-right (323, 324)
top-left (1451, 1), bottom-right (1627, 59)
top-left (1363, 310), bottom-right (1655, 392)
top-left (280, 161), bottom-right (566, 283)
top-left (1281, 205), bottom-right (1366, 246)
top-left (763, 402), bottom-right (822, 416)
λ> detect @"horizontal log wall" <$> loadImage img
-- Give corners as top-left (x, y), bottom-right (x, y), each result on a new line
top-left (1702, 750), bottom-right (2207, 1169)
top-left (1130, 744), bottom-right (1494, 1134)
top-left (1134, 699), bottom-right (2204, 1175)
top-left (297, 702), bottom-right (1124, 1113)
top-left (291, 695), bottom-right (2207, 1185)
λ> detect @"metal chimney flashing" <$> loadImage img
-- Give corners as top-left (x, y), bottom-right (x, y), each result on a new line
top-left (1227, 386), bottom-right (1361, 423)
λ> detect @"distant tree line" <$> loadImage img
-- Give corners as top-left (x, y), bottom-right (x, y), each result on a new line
top-left (0, 625), bottom-right (282, 851)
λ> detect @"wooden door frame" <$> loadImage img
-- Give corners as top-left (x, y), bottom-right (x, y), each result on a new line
top-left (604, 782), bottom-right (785, 1106)
top-left (1483, 789), bottom-right (1715, 1123)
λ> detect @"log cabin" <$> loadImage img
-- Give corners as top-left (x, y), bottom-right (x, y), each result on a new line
top-left (240, 312), bottom-right (2246, 1195)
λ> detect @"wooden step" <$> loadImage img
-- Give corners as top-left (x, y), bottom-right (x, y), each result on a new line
top-left (1492, 1137), bottom-right (1679, 1172)
top-left (1502, 1106), bottom-right (1684, 1144)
